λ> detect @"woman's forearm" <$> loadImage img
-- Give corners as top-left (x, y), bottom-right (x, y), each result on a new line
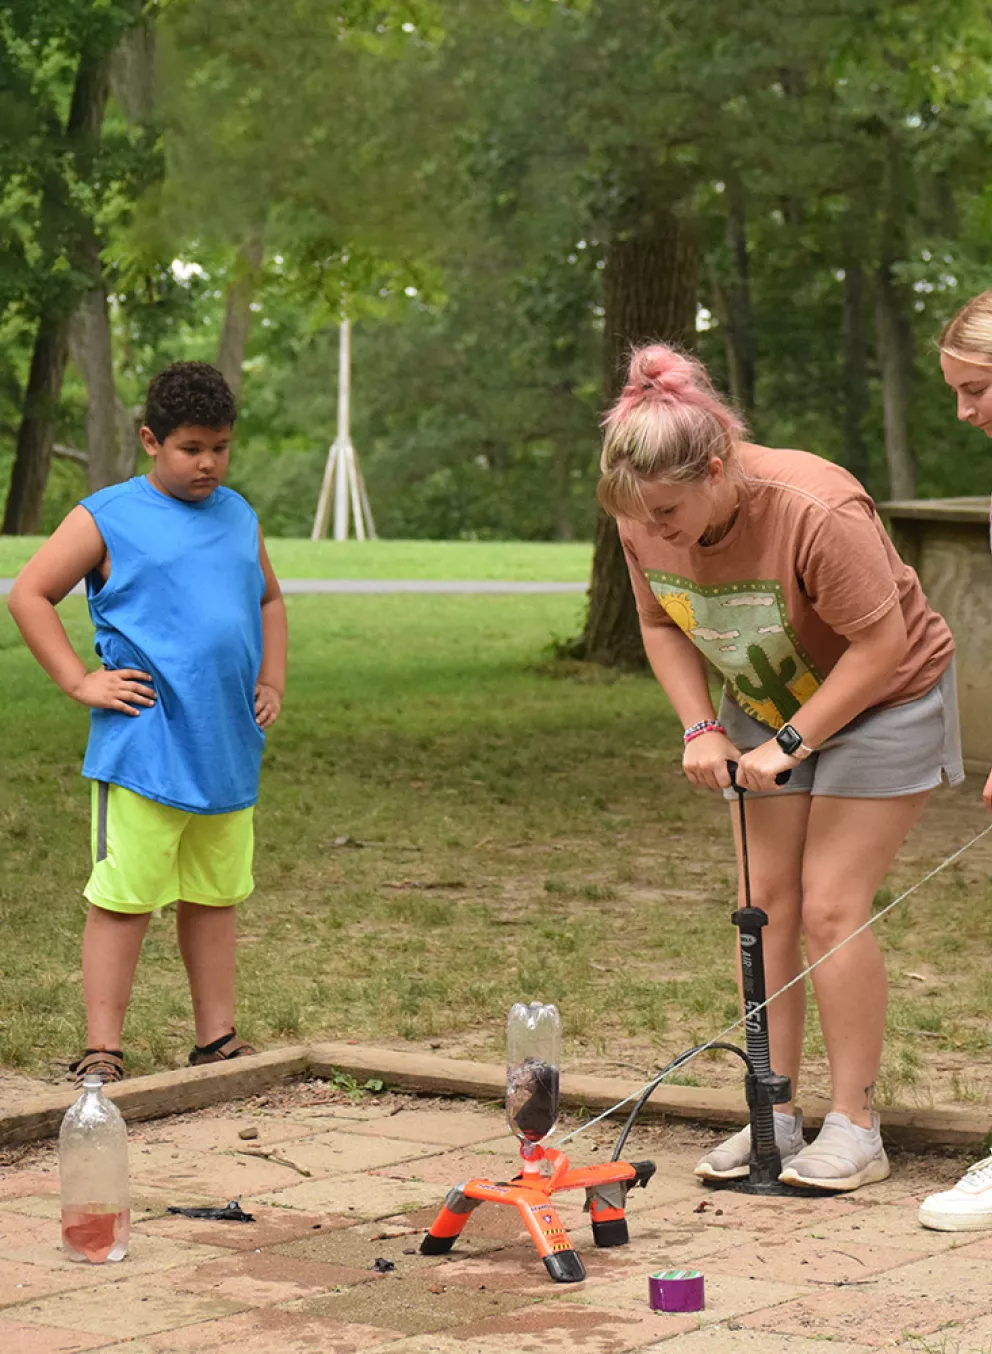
top-left (789, 605), bottom-right (908, 749)
top-left (641, 623), bottom-right (719, 729)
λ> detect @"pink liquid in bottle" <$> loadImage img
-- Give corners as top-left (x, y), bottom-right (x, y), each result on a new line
top-left (61, 1205), bottom-right (130, 1263)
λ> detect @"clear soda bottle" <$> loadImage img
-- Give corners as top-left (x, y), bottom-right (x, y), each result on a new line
top-left (59, 1074), bottom-right (130, 1263)
top-left (506, 1001), bottom-right (561, 1143)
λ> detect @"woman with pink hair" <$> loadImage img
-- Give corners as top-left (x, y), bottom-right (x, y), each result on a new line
top-left (600, 344), bottom-right (962, 1192)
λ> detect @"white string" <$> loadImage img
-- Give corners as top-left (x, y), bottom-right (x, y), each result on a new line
top-left (553, 819), bottom-right (992, 1147)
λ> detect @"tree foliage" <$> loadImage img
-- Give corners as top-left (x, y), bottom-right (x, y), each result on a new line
top-left (3, 0), bottom-right (992, 557)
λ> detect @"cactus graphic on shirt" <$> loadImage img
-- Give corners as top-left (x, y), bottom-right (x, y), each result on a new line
top-left (736, 645), bottom-right (801, 722)
top-left (644, 572), bottom-right (824, 728)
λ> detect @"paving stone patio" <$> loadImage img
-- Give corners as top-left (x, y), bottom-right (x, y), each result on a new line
top-left (1, 1085), bottom-right (990, 1353)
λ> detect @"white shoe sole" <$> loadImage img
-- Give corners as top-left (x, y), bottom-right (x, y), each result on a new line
top-left (918, 1204), bottom-right (992, 1232)
top-left (694, 1162), bottom-right (749, 1182)
top-left (779, 1153), bottom-right (890, 1193)
top-left (695, 1149), bottom-right (802, 1184)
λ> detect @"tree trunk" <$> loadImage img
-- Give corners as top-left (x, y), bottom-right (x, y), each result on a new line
top-left (873, 132), bottom-right (916, 501)
top-left (110, 19), bottom-right (155, 123)
top-left (2, 46), bottom-right (115, 534)
top-left (71, 274), bottom-right (138, 492)
top-left (572, 207), bottom-right (698, 667)
top-left (874, 263), bottom-right (916, 500)
top-left (552, 436), bottom-right (574, 541)
top-left (719, 173), bottom-right (756, 418)
top-left (215, 235), bottom-right (265, 401)
top-left (1, 323), bottom-right (74, 534)
top-left (841, 253), bottom-right (870, 487)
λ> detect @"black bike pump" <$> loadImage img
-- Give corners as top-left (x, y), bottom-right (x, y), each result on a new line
top-left (718, 761), bottom-right (800, 1196)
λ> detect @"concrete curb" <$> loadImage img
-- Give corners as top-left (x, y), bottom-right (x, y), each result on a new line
top-left (2, 1041), bottom-right (987, 1152)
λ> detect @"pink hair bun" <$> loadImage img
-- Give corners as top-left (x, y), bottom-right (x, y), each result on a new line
top-left (628, 345), bottom-right (698, 399)
top-left (604, 342), bottom-right (742, 444)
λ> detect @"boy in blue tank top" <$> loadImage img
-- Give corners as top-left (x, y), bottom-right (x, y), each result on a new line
top-left (8, 362), bottom-right (288, 1085)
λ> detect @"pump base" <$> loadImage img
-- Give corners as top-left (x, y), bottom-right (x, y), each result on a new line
top-left (707, 1177), bottom-right (825, 1198)
top-left (711, 1178), bottom-right (817, 1197)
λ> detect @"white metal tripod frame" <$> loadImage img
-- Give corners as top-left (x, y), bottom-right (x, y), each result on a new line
top-left (312, 317), bottom-right (377, 542)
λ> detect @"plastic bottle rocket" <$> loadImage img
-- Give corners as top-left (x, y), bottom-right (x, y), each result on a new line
top-left (59, 1074), bottom-right (130, 1263)
top-left (506, 1001), bottom-right (562, 1143)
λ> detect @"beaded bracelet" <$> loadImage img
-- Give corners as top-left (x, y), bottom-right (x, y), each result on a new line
top-left (683, 720), bottom-right (726, 744)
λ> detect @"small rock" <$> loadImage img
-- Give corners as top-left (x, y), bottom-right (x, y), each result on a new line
top-left (373, 1257), bottom-right (396, 1273)
top-left (238, 1127), bottom-right (260, 1141)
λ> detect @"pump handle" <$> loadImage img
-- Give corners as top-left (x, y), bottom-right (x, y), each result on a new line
top-left (726, 760), bottom-right (792, 791)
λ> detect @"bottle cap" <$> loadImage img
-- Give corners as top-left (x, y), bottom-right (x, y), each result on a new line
top-left (82, 1074), bottom-right (103, 1090)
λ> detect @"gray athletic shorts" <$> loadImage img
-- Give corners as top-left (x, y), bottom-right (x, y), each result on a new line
top-left (719, 660), bottom-right (964, 800)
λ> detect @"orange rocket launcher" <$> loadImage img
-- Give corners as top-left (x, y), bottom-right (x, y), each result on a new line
top-left (420, 1002), bottom-right (656, 1284)
top-left (421, 1140), bottom-right (656, 1283)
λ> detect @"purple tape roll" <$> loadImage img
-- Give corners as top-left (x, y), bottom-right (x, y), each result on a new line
top-left (649, 1268), bottom-right (705, 1313)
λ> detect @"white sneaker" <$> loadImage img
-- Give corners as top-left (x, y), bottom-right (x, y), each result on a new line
top-left (694, 1111), bottom-right (804, 1182)
top-left (919, 1156), bottom-right (992, 1232)
top-left (779, 1111), bottom-right (889, 1192)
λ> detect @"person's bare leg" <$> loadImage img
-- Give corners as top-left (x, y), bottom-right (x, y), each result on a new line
top-left (176, 901), bottom-right (237, 1047)
top-left (729, 791), bottom-right (811, 1112)
top-left (82, 904), bottom-right (150, 1048)
top-left (801, 792), bottom-right (929, 1127)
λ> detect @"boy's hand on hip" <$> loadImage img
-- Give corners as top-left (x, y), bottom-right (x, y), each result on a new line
top-left (255, 682), bottom-right (281, 729)
top-left (73, 667), bottom-right (156, 716)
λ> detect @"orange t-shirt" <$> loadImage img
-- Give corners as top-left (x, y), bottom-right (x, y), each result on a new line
top-left (619, 445), bottom-right (954, 730)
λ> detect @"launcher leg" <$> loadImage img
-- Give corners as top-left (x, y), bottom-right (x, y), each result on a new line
top-left (420, 1186), bottom-right (482, 1255)
top-left (586, 1182), bottom-right (629, 1248)
top-left (516, 1196), bottom-right (585, 1283)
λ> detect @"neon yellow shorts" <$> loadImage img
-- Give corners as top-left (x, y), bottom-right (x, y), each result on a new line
top-left (84, 781), bottom-right (255, 915)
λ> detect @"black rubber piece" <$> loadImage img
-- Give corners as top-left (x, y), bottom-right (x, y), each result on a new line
top-left (630, 1160), bottom-right (657, 1189)
top-left (420, 1232), bottom-right (457, 1255)
top-left (544, 1249), bottom-right (587, 1283)
top-left (592, 1217), bottom-right (629, 1248)
top-left (167, 1201), bottom-right (254, 1222)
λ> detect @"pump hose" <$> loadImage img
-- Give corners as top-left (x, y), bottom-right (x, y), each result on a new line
top-left (610, 1042), bottom-right (754, 1162)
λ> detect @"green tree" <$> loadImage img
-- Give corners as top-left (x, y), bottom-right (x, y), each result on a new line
top-left (1, 0), bottom-right (152, 532)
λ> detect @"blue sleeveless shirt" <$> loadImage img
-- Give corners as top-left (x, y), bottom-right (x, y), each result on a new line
top-left (81, 476), bottom-right (265, 814)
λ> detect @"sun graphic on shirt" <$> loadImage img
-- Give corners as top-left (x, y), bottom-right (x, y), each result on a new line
top-left (659, 591), bottom-right (697, 634)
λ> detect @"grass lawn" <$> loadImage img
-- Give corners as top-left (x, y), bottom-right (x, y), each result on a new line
top-left (0, 537), bottom-right (593, 582)
top-left (2, 589), bottom-right (992, 1116)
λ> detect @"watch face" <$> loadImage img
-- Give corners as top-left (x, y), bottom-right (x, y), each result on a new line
top-left (777, 725), bottom-right (801, 755)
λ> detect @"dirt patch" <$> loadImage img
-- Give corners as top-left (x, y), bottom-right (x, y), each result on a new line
top-left (0, 1067), bottom-right (52, 1106)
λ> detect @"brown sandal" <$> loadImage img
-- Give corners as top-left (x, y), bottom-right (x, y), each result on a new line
top-left (189, 1030), bottom-right (257, 1066)
top-left (69, 1049), bottom-right (125, 1087)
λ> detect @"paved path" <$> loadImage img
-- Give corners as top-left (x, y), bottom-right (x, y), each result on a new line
top-left (0, 1090), bottom-right (985, 1353)
top-left (0, 579), bottom-right (587, 597)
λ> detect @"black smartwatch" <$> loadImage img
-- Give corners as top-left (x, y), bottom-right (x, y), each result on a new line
top-left (776, 723), bottom-right (813, 759)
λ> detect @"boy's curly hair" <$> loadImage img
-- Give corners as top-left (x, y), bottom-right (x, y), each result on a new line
top-left (144, 362), bottom-right (238, 443)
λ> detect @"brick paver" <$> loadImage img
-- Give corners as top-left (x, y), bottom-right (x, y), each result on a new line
top-left (0, 1086), bottom-right (989, 1354)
